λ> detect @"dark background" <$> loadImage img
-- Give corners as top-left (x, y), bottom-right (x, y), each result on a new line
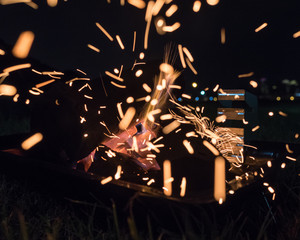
top-left (0, 0), bottom-right (299, 90)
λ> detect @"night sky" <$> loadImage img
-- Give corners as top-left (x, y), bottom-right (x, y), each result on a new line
top-left (0, 0), bottom-right (299, 92)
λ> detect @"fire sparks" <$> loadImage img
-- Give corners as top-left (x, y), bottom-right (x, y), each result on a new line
top-left (178, 44), bottom-right (186, 69)
top-left (12, 31), bottom-right (34, 59)
top-left (116, 35), bottom-right (125, 50)
top-left (21, 133), bottom-right (43, 150)
top-left (180, 177), bottom-right (187, 197)
top-left (203, 140), bottom-right (219, 156)
top-left (3, 63), bottom-right (31, 74)
top-left (105, 71), bottom-right (124, 82)
top-left (285, 144), bottom-right (293, 154)
top-left (286, 156), bottom-right (296, 161)
top-left (252, 125), bottom-right (260, 132)
top-left (293, 31), bottom-right (300, 38)
top-left (35, 79), bottom-right (55, 88)
top-left (95, 22), bottom-right (114, 41)
top-left (221, 27), bottom-right (225, 44)
top-left (163, 160), bottom-right (172, 196)
top-left (0, 49), bottom-right (5, 55)
top-left (214, 156), bottom-right (226, 203)
top-left (255, 23), bottom-right (268, 32)
top-left (87, 44), bottom-right (100, 53)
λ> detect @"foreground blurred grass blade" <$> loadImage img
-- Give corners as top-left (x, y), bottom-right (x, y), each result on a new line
top-left (127, 216), bottom-right (140, 240)
top-left (147, 215), bottom-right (153, 240)
top-left (46, 218), bottom-right (61, 240)
top-left (256, 210), bottom-right (273, 240)
top-left (17, 210), bottom-right (28, 240)
top-left (112, 200), bottom-right (121, 240)
top-left (1, 218), bottom-right (12, 240)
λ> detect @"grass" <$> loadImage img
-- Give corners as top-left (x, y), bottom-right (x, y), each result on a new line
top-left (0, 160), bottom-right (299, 240)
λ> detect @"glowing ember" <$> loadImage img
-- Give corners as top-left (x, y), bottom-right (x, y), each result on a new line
top-left (21, 133), bottom-right (43, 150)
top-left (47, 0), bottom-right (57, 7)
top-left (250, 80), bottom-right (258, 88)
top-left (127, 0), bottom-right (146, 9)
top-left (142, 83), bottom-right (152, 93)
top-left (166, 4), bottom-right (178, 17)
top-left (159, 63), bottom-right (174, 74)
top-left (0, 84), bottom-right (17, 96)
top-left (160, 114), bottom-right (173, 120)
top-left (119, 107), bottom-right (136, 130)
top-left (255, 23), bottom-right (268, 32)
top-left (12, 31), bottom-right (34, 59)
top-left (139, 52), bottom-right (145, 59)
top-left (0, 49), bottom-right (5, 55)
top-left (183, 140), bottom-right (194, 154)
top-left (279, 111), bottom-right (288, 117)
top-left (193, 1), bottom-right (201, 12)
top-left (281, 163), bottom-right (286, 169)
top-left (268, 112), bottom-right (274, 117)
top-left (229, 190), bottom-right (234, 194)
top-left (147, 179), bottom-right (155, 185)
top-left (13, 93), bottom-right (19, 102)
top-left (207, 0), bottom-right (219, 6)
top-left (135, 69), bottom-right (143, 77)
top-left (114, 165), bottom-right (122, 179)
top-left (181, 94), bottom-right (191, 99)
top-left (268, 186), bottom-right (275, 194)
top-left (221, 27), bottom-right (225, 44)
top-left (293, 31), bottom-right (300, 38)
top-left (101, 176), bottom-right (113, 185)
top-left (213, 84), bottom-right (219, 92)
top-left (162, 120), bottom-right (181, 134)
top-left (214, 156), bottom-right (226, 203)
top-left (126, 96), bottom-right (134, 104)
top-left (216, 115), bottom-right (226, 123)
top-left (163, 160), bottom-right (172, 196)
